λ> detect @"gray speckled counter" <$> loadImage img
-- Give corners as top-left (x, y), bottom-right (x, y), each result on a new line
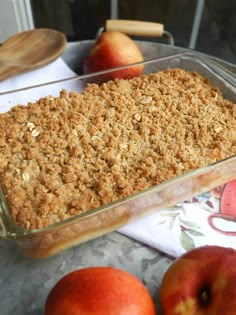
top-left (0, 232), bottom-right (172, 315)
top-left (1, 42), bottom-right (235, 315)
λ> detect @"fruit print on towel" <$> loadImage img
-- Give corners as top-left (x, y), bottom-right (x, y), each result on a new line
top-left (208, 180), bottom-right (236, 236)
top-left (185, 179), bottom-right (236, 237)
top-left (157, 180), bottom-right (236, 251)
top-left (156, 206), bottom-right (205, 252)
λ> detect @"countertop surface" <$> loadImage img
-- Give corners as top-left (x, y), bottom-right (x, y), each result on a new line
top-left (0, 232), bottom-right (172, 314)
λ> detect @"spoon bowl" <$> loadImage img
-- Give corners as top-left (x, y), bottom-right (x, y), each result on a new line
top-left (0, 28), bottom-right (67, 81)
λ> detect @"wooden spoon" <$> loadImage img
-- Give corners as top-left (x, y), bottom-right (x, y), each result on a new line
top-left (0, 28), bottom-right (67, 81)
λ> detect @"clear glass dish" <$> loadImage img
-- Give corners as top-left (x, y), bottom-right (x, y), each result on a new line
top-left (0, 52), bottom-right (235, 258)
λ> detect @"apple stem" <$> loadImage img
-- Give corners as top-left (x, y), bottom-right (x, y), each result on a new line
top-left (199, 287), bottom-right (211, 306)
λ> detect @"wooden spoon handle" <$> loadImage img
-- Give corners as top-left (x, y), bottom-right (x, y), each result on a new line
top-left (106, 19), bottom-right (164, 37)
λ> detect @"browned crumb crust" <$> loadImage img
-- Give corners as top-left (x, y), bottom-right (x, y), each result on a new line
top-left (0, 68), bottom-right (235, 230)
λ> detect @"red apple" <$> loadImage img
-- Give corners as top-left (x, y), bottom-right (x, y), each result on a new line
top-left (45, 266), bottom-right (156, 315)
top-left (159, 245), bottom-right (236, 314)
top-left (83, 30), bottom-right (144, 81)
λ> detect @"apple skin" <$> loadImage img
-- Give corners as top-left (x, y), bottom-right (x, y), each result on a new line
top-left (83, 30), bottom-right (144, 81)
top-left (159, 245), bottom-right (236, 315)
top-left (44, 266), bottom-right (156, 315)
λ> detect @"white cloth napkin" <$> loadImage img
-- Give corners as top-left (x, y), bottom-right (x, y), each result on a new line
top-left (1, 58), bottom-right (236, 259)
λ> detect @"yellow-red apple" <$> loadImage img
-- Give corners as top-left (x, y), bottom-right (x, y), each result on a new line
top-left (45, 266), bottom-right (156, 315)
top-left (159, 245), bottom-right (236, 315)
top-left (83, 30), bottom-right (144, 81)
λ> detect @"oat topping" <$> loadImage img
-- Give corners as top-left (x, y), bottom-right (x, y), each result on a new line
top-left (139, 96), bottom-right (153, 104)
top-left (31, 129), bottom-right (40, 137)
top-left (0, 68), bottom-right (235, 230)
top-left (22, 172), bottom-right (30, 182)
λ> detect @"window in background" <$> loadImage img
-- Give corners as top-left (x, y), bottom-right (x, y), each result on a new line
top-left (198, 0), bottom-right (236, 64)
top-left (30, 0), bottom-right (235, 64)
top-left (31, 0), bottom-right (111, 41)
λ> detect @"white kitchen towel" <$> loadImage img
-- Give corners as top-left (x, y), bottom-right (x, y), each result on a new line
top-left (1, 57), bottom-right (236, 259)
top-left (0, 57), bottom-right (81, 113)
top-left (0, 57), bottom-right (77, 93)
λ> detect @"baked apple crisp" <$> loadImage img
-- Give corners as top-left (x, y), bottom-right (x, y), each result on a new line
top-left (0, 68), bottom-right (235, 230)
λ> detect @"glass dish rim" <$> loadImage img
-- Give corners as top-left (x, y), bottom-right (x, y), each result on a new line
top-left (0, 51), bottom-right (235, 97)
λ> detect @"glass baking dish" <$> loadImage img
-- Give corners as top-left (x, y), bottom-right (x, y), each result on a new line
top-left (0, 52), bottom-right (235, 258)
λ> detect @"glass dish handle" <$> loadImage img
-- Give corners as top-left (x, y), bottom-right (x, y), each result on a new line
top-left (0, 218), bottom-right (6, 237)
top-left (203, 57), bottom-right (236, 88)
top-left (0, 190), bottom-right (8, 238)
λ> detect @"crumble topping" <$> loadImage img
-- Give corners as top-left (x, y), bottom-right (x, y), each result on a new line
top-left (0, 68), bottom-right (235, 230)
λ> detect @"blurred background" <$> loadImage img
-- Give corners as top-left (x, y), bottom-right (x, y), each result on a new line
top-left (0, 0), bottom-right (235, 64)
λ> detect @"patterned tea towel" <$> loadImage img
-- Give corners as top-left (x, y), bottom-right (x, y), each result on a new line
top-left (118, 180), bottom-right (236, 258)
